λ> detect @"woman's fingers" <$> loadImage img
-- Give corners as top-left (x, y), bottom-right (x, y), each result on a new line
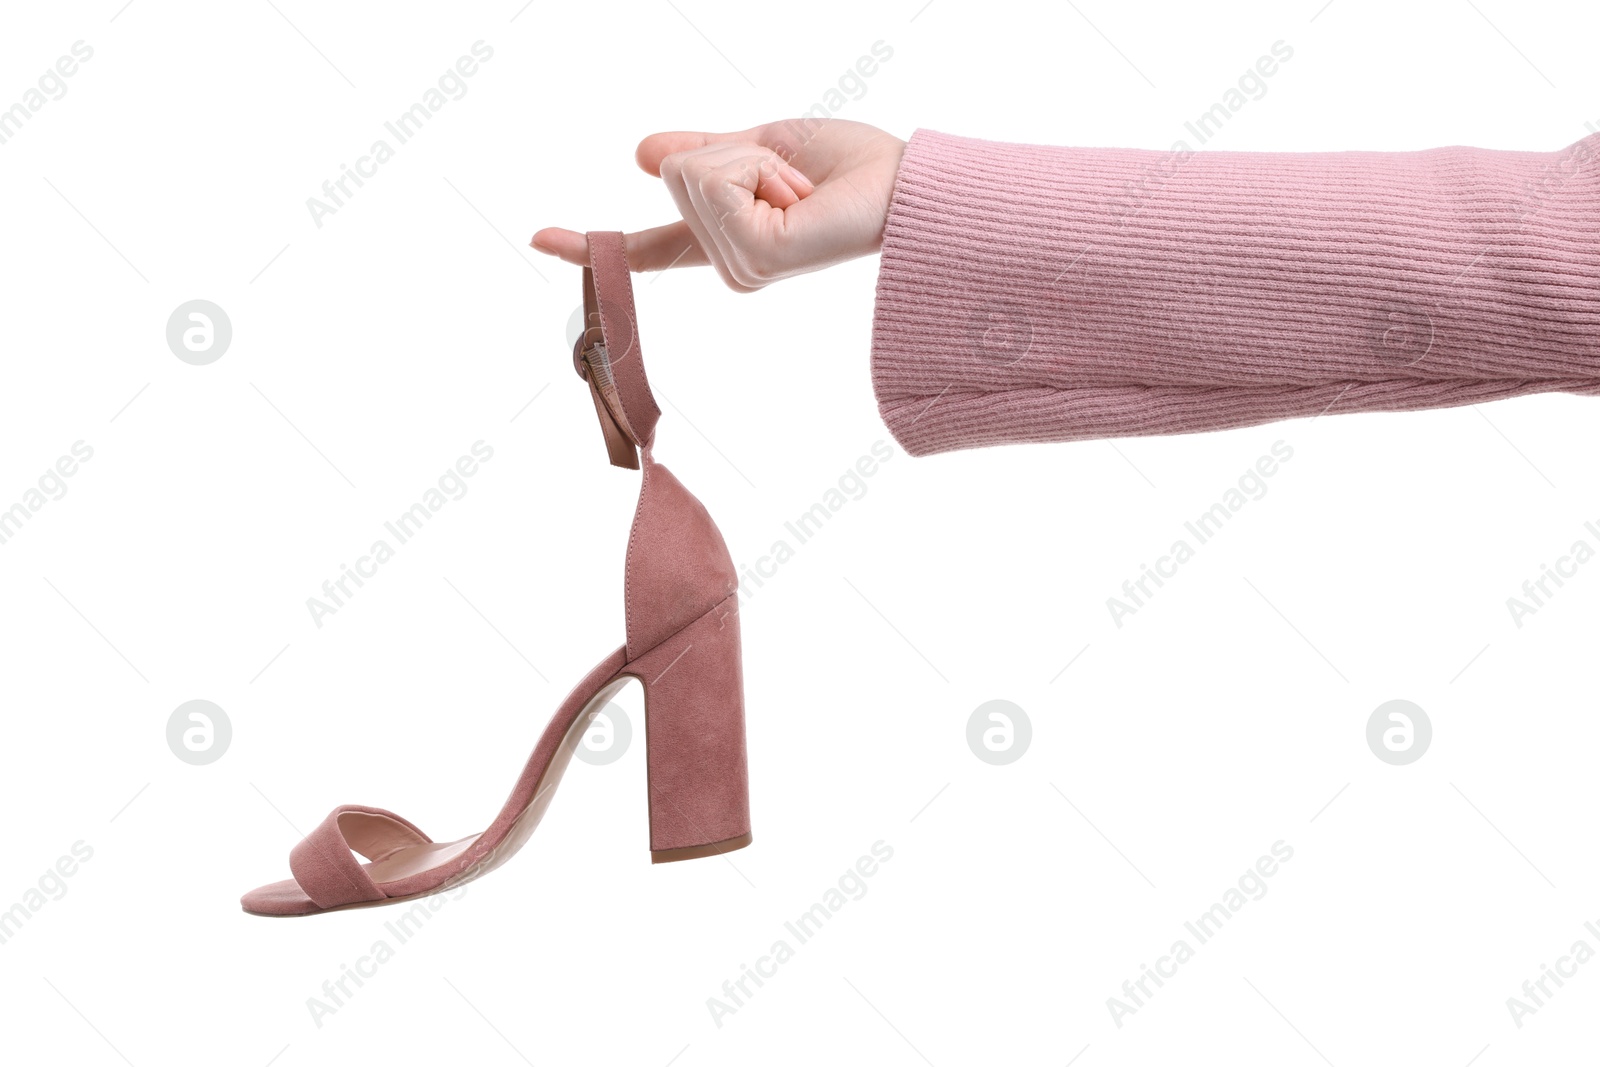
top-left (528, 227), bottom-right (590, 265)
top-left (623, 222), bottom-right (712, 271)
top-left (635, 127), bottom-right (768, 177)
top-left (757, 161), bottom-right (813, 207)
top-left (662, 142), bottom-right (814, 287)
top-left (534, 124), bottom-right (823, 282)
top-left (636, 121), bottom-right (828, 176)
top-left (684, 152), bottom-right (790, 286)
top-left (530, 223), bottom-right (713, 271)
top-left (657, 145), bottom-right (757, 292)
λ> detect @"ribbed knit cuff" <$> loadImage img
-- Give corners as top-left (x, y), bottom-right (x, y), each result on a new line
top-left (870, 127), bottom-right (1600, 456)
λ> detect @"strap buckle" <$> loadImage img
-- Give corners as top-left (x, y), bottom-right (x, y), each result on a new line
top-left (572, 327), bottom-right (607, 382)
top-left (570, 231), bottom-right (661, 469)
top-left (573, 333), bottom-right (640, 469)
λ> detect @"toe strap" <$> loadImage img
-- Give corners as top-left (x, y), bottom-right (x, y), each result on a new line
top-left (289, 804), bottom-right (432, 910)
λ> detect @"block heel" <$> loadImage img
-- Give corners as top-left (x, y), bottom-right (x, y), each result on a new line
top-left (623, 594), bottom-right (752, 862)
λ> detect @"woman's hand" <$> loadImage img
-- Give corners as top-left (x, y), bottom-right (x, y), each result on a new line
top-left (532, 118), bottom-right (906, 292)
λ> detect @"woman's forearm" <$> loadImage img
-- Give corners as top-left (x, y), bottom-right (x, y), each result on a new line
top-left (871, 128), bottom-right (1600, 455)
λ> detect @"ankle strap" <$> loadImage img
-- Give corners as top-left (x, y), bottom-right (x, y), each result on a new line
top-left (573, 231), bottom-right (661, 469)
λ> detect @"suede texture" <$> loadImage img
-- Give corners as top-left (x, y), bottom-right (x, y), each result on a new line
top-left (240, 232), bottom-right (753, 915)
top-left (581, 230), bottom-right (661, 460)
top-left (625, 452), bottom-right (740, 660)
top-left (244, 804), bottom-right (435, 916)
top-left (621, 452), bottom-right (750, 853)
top-left (288, 807), bottom-right (432, 909)
top-left (241, 648), bottom-right (631, 916)
top-left (625, 592), bottom-right (751, 853)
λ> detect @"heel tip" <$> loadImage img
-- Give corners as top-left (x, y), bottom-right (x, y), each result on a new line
top-left (651, 831), bottom-right (753, 864)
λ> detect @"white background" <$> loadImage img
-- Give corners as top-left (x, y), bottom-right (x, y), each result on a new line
top-left (2, 1), bottom-right (1598, 1064)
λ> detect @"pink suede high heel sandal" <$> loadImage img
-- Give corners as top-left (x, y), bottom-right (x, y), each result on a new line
top-left (241, 231), bottom-right (752, 917)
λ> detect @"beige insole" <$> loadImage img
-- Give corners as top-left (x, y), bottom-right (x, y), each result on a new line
top-left (361, 677), bottom-right (634, 886)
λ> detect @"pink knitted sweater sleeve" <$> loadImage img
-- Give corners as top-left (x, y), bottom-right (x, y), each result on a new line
top-left (869, 128), bottom-right (1600, 456)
